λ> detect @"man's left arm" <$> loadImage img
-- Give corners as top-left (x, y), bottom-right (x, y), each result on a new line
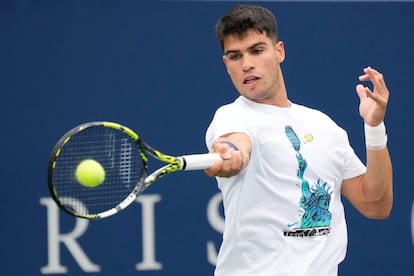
top-left (341, 67), bottom-right (393, 219)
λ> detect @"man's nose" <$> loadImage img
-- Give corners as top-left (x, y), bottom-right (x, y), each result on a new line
top-left (242, 55), bottom-right (254, 72)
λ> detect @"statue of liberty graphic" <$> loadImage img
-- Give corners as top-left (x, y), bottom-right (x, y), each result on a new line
top-left (284, 126), bottom-right (332, 237)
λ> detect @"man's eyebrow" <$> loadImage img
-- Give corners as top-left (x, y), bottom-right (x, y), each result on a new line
top-left (224, 49), bottom-right (240, 56)
top-left (224, 42), bottom-right (267, 56)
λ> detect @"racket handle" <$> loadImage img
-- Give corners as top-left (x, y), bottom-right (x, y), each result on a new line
top-left (182, 153), bottom-right (221, 170)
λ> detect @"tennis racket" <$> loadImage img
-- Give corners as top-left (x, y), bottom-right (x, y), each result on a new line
top-left (48, 121), bottom-right (220, 220)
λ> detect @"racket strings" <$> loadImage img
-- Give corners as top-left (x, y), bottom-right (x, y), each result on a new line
top-left (51, 126), bottom-right (144, 217)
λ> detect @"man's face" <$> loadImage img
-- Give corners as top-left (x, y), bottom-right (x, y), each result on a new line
top-left (222, 30), bottom-right (286, 105)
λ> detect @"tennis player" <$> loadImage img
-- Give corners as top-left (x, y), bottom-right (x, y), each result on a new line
top-left (205, 4), bottom-right (393, 276)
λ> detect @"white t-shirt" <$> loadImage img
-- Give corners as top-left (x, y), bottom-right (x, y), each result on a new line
top-left (206, 96), bottom-right (366, 276)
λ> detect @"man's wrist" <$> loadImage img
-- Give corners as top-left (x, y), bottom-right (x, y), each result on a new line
top-left (214, 141), bottom-right (244, 172)
top-left (364, 121), bottom-right (387, 150)
top-left (215, 141), bottom-right (240, 151)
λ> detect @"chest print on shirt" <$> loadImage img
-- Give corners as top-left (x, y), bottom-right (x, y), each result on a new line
top-left (283, 125), bottom-right (332, 238)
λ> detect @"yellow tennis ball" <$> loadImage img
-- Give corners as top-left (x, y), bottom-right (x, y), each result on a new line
top-left (75, 159), bottom-right (105, 187)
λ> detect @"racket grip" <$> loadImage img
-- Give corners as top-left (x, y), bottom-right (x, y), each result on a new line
top-left (182, 153), bottom-right (221, 170)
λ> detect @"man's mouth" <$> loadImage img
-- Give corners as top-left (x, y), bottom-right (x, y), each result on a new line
top-left (243, 76), bottom-right (260, 84)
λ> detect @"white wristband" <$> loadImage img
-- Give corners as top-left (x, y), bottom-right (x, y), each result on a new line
top-left (364, 122), bottom-right (387, 150)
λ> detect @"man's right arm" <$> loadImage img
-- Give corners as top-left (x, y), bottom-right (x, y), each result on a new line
top-left (205, 132), bottom-right (252, 178)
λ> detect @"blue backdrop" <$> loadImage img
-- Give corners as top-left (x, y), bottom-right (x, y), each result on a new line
top-left (1, 0), bottom-right (413, 275)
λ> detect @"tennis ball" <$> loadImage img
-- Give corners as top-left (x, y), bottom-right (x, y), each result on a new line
top-left (75, 159), bottom-right (105, 187)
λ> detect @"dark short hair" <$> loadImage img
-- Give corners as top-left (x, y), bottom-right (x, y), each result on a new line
top-left (216, 5), bottom-right (278, 50)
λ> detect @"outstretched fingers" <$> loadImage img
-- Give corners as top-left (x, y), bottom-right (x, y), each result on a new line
top-left (356, 66), bottom-right (390, 126)
top-left (358, 66), bottom-right (389, 100)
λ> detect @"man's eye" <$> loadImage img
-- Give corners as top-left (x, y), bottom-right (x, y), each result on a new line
top-left (229, 53), bottom-right (242, 60)
top-left (252, 48), bottom-right (264, 54)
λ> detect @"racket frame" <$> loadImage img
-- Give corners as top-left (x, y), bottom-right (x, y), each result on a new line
top-left (47, 121), bottom-right (219, 219)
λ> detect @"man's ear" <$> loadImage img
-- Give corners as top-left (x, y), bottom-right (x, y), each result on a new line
top-left (223, 54), bottom-right (228, 65)
top-left (223, 55), bottom-right (230, 74)
top-left (275, 41), bottom-right (285, 63)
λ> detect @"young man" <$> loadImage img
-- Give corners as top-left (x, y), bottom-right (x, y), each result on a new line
top-left (205, 4), bottom-right (392, 276)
